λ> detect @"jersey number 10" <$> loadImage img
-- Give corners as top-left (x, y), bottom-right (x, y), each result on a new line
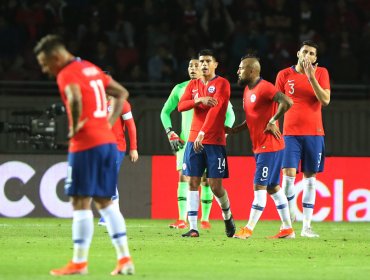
top-left (90, 79), bottom-right (107, 118)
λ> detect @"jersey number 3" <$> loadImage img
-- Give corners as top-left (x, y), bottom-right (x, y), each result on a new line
top-left (90, 79), bottom-right (107, 118)
top-left (288, 81), bottom-right (295, 95)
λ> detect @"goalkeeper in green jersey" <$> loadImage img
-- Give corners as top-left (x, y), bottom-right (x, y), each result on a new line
top-left (160, 58), bottom-right (235, 229)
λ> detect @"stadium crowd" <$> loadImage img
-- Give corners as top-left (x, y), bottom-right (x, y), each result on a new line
top-left (0, 0), bottom-right (369, 84)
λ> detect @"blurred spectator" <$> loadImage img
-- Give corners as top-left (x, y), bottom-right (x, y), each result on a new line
top-left (201, 0), bottom-right (235, 49)
top-left (147, 45), bottom-right (177, 82)
top-left (0, 0), bottom-right (368, 84)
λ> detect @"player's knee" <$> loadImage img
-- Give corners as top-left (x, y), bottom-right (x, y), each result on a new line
top-left (283, 168), bottom-right (296, 177)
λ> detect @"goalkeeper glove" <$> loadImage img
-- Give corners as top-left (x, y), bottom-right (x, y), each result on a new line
top-left (166, 129), bottom-right (185, 153)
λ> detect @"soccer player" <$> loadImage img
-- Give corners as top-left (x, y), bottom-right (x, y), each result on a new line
top-left (98, 98), bottom-right (138, 226)
top-left (226, 54), bottom-right (294, 239)
top-left (34, 35), bottom-right (134, 275)
top-left (160, 58), bottom-right (235, 230)
top-left (178, 49), bottom-right (236, 238)
top-left (275, 40), bottom-right (331, 238)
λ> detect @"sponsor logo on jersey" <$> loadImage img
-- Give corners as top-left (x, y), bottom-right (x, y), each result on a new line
top-left (250, 94), bottom-right (256, 103)
top-left (82, 67), bottom-right (100, 76)
top-left (208, 85), bottom-right (216, 94)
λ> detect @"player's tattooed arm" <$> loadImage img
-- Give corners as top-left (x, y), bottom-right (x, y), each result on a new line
top-left (65, 83), bottom-right (86, 138)
top-left (271, 91), bottom-right (293, 123)
top-left (225, 121), bottom-right (248, 135)
top-left (264, 92), bottom-right (293, 139)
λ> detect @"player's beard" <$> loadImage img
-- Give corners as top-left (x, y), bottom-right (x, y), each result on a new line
top-left (238, 77), bottom-right (249, 87)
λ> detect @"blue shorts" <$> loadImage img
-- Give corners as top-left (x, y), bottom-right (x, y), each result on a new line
top-left (112, 151), bottom-right (125, 200)
top-left (65, 143), bottom-right (118, 198)
top-left (182, 142), bottom-right (229, 178)
top-left (283, 136), bottom-right (325, 173)
top-left (116, 151), bottom-right (125, 173)
top-left (254, 150), bottom-right (283, 188)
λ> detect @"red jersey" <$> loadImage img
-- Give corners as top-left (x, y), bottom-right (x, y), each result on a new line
top-left (178, 76), bottom-right (230, 145)
top-left (57, 58), bottom-right (116, 152)
top-left (243, 79), bottom-right (285, 154)
top-left (108, 100), bottom-right (137, 152)
top-left (275, 66), bottom-right (330, 136)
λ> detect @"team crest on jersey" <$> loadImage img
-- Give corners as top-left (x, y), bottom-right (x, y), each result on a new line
top-left (107, 105), bottom-right (112, 112)
top-left (208, 85), bottom-right (216, 94)
top-left (250, 94), bottom-right (256, 103)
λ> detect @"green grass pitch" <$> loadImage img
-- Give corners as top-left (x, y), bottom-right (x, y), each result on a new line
top-left (0, 218), bottom-right (369, 280)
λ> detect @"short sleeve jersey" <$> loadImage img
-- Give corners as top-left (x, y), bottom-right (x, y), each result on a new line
top-left (108, 100), bottom-right (134, 152)
top-left (57, 59), bottom-right (116, 152)
top-left (243, 79), bottom-right (285, 154)
top-left (275, 66), bottom-right (330, 136)
top-left (179, 76), bottom-right (230, 145)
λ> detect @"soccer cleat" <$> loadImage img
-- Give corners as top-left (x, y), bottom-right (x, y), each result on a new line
top-left (181, 229), bottom-right (200, 237)
top-left (169, 220), bottom-right (188, 229)
top-left (301, 227), bottom-right (319, 238)
top-left (50, 261), bottom-right (88, 276)
top-left (224, 216), bottom-right (236, 237)
top-left (111, 256), bottom-right (135, 275)
top-left (233, 227), bottom-right (253, 239)
top-left (269, 228), bottom-right (295, 239)
top-left (200, 220), bottom-right (211, 229)
top-left (98, 217), bottom-right (106, 226)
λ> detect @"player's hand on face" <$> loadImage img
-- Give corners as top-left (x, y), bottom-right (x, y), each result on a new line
top-left (167, 131), bottom-right (185, 154)
top-left (263, 123), bottom-right (281, 140)
top-left (193, 132), bottom-right (204, 153)
top-left (68, 118), bottom-right (88, 138)
top-left (302, 58), bottom-right (317, 80)
top-left (201, 97), bottom-right (218, 107)
top-left (129, 150), bottom-right (139, 163)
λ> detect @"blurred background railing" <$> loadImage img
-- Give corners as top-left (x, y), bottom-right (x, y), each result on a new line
top-left (0, 81), bottom-right (369, 156)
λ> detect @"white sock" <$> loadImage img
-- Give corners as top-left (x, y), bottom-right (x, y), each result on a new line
top-left (246, 190), bottom-right (266, 231)
top-left (282, 175), bottom-right (296, 221)
top-left (271, 189), bottom-right (292, 229)
top-left (72, 210), bottom-right (94, 263)
top-left (99, 204), bottom-right (130, 259)
top-left (112, 197), bottom-right (120, 213)
top-left (302, 177), bottom-right (316, 229)
top-left (215, 190), bottom-right (232, 220)
top-left (187, 191), bottom-right (199, 230)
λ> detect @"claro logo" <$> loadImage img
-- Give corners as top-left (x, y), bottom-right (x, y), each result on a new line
top-left (0, 161), bottom-right (72, 218)
top-left (294, 179), bottom-right (370, 222)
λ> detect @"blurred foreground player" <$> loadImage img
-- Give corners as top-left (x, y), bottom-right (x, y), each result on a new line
top-left (34, 34), bottom-right (134, 275)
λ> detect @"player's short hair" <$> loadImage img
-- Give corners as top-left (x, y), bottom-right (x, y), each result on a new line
top-left (34, 35), bottom-right (65, 56)
top-left (300, 40), bottom-right (319, 55)
top-left (241, 52), bottom-right (260, 61)
top-left (198, 49), bottom-right (216, 61)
